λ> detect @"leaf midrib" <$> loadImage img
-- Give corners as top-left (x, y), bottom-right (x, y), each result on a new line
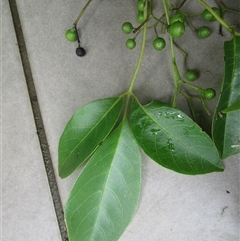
top-left (219, 36), bottom-right (240, 155)
top-left (136, 100), bottom-right (220, 168)
top-left (71, 121), bottom-right (124, 241)
top-left (60, 97), bottom-right (121, 171)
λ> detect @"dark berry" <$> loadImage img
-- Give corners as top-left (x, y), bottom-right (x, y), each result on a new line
top-left (76, 47), bottom-right (86, 57)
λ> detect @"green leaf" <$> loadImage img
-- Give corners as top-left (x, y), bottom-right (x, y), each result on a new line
top-left (130, 98), bottom-right (224, 175)
top-left (221, 99), bottom-right (240, 113)
top-left (65, 119), bottom-right (142, 241)
top-left (58, 97), bottom-right (123, 178)
top-left (212, 36), bottom-right (240, 159)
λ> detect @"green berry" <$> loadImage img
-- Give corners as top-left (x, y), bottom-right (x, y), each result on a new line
top-left (197, 26), bottom-right (211, 39)
top-left (65, 29), bottom-right (77, 42)
top-left (203, 88), bottom-right (216, 99)
top-left (122, 22), bottom-right (133, 34)
top-left (153, 37), bottom-right (166, 51)
top-left (202, 7), bottom-right (220, 21)
top-left (137, 0), bottom-right (145, 11)
top-left (126, 38), bottom-right (136, 49)
top-left (186, 70), bottom-right (199, 81)
top-left (170, 12), bottom-right (185, 24)
top-left (169, 21), bottom-right (185, 38)
top-left (137, 12), bottom-right (144, 23)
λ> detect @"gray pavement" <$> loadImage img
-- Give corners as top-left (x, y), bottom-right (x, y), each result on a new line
top-left (2, 0), bottom-right (240, 240)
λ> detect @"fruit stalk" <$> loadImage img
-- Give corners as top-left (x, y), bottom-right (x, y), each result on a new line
top-left (197, 0), bottom-right (240, 36)
top-left (218, 0), bottom-right (240, 15)
top-left (127, 6), bottom-right (148, 93)
top-left (73, 0), bottom-right (93, 26)
top-left (123, 2), bottom-right (148, 117)
top-left (162, 0), bottom-right (182, 107)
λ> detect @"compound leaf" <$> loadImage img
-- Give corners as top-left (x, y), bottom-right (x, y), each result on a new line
top-left (58, 97), bottom-right (123, 178)
top-left (65, 119), bottom-right (142, 241)
top-left (212, 36), bottom-right (240, 159)
top-left (130, 98), bottom-right (224, 175)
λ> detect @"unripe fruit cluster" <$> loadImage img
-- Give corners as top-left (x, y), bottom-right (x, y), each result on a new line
top-left (122, 22), bottom-right (133, 34)
top-left (153, 37), bottom-right (166, 51)
top-left (169, 12), bottom-right (186, 38)
top-left (202, 7), bottom-right (220, 21)
top-left (186, 70), bottom-right (199, 81)
top-left (195, 7), bottom-right (220, 39)
top-left (137, 0), bottom-right (146, 23)
top-left (197, 26), bottom-right (211, 39)
top-left (126, 38), bottom-right (136, 49)
top-left (65, 29), bottom-right (78, 42)
top-left (203, 88), bottom-right (216, 99)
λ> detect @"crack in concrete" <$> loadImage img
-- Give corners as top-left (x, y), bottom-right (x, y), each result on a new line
top-left (8, 0), bottom-right (68, 240)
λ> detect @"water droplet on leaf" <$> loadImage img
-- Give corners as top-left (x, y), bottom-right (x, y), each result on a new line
top-left (151, 129), bottom-right (161, 135)
top-left (183, 127), bottom-right (189, 136)
top-left (137, 118), bottom-right (145, 129)
top-left (157, 112), bottom-right (162, 118)
top-left (167, 138), bottom-right (175, 152)
top-left (176, 113), bottom-right (184, 121)
top-left (164, 112), bottom-right (184, 121)
top-left (218, 112), bottom-right (224, 118)
top-left (164, 112), bottom-right (171, 119)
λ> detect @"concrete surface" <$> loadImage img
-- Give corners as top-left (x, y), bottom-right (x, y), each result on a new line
top-left (2, 1), bottom-right (61, 240)
top-left (2, 0), bottom-right (240, 240)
